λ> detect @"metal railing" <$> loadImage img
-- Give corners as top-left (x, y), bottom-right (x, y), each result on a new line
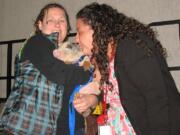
top-left (148, 19), bottom-right (180, 71)
top-left (0, 39), bottom-right (26, 102)
top-left (0, 33), bottom-right (76, 102)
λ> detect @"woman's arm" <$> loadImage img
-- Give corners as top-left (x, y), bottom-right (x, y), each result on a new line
top-left (73, 63), bottom-right (102, 115)
top-left (116, 38), bottom-right (169, 134)
top-left (21, 33), bottom-right (90, 85)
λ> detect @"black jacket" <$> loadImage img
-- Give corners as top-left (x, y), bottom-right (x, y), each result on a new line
top-left (114, 33), bottom-right (180, 135)
top-left (21, 32), bottom-right (90, 135)
top-left (22, 32), bottom-right (90, 85)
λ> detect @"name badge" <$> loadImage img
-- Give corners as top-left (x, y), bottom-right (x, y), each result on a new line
top-left (98, 125), bottom-right (112, 135)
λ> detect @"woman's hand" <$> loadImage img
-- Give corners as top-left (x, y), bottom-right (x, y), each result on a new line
top-left (73, 93), bottom-right (98, 114)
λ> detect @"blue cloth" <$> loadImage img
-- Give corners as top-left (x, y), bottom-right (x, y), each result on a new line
top-left (69, 77), bottom-right (93, 135)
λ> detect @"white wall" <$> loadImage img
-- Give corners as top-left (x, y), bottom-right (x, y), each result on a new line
top-left (0, 0), bottom-right (180, 98)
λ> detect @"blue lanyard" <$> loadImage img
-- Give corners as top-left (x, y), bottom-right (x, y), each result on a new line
top-left (69, 76), bottom-right (93, 135)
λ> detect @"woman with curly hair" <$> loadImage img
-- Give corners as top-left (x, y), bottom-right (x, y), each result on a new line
top-left (73, 2), bottom-right (180, 135)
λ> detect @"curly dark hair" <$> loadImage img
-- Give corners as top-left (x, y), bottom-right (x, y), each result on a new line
top-left (76, 2), bottom-right (167, 89)
top-left (34, 3), bottom-right (71, 34)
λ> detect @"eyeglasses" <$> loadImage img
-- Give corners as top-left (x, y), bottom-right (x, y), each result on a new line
top-left (46, 19), bottom-right (66, 25)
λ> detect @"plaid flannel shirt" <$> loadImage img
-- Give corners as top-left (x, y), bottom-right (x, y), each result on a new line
top-left (0, 49), bottom-right (64, 135)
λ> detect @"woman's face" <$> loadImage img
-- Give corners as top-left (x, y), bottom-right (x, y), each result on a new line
top-left (75, 18), bottom-right (94, 56)
top-left (38, 7), bottom-right (68, 43)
